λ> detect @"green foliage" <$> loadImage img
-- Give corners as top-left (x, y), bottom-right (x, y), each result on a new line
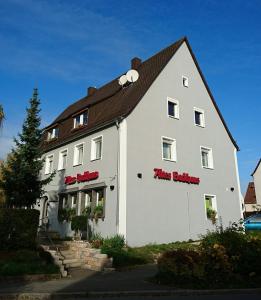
top-left (101, 234), bottom-right (125, 252)
top-left (0, 89), bottom-right (54, 208)
top-left (71, 215), bottom-right (88, 231)
top-left (93, 205), bottom-right (104, 219)
top-left (0, 249), bottom-right (59, 276)
top-left (0, 104), bottom-right (4, 129)
top-left (0, 208), bottom-right (39, 250)
top-left (58, 208), bottom-right (76, 223)
top-left (157, 249), bottom-right (204, 286)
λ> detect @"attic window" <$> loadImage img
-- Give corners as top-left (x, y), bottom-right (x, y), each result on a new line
top-left (74, 111), bottom-right (88, 129)
top-left (182, 76), bottom-right (189, 87)
top-left (47, 128), bottom-right (58, 141)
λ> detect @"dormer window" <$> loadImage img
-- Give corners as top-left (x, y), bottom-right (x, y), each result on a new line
top-left (73, 111), bottom-right (88, 129)
top-left (47, 127), bottom-right (58, 141)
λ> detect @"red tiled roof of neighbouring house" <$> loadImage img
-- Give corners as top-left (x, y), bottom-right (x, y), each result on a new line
top-left (244, 182), bottom-right (257, 204)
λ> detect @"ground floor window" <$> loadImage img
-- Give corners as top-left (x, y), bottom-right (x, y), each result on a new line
top-left (204, 194), bottom-right (217, 222)
top-left (82, 187), bottom-right (105, 219)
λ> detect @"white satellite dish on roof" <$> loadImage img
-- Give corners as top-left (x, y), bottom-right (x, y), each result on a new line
top-left (118, 75), bottom-right (128, 86)
top-left (126, 69), bottom-right (139, 83)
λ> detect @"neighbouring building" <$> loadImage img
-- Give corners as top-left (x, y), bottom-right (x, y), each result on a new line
top-left (244, 182), bottom-right (257, 217)
top-left (39, 37), bottom-right (243, 246)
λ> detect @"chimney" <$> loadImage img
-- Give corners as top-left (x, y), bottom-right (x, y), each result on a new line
top-left (87, 86), bottom-right (97, 96)
top-left (131, 57), bottom-right (142, 70)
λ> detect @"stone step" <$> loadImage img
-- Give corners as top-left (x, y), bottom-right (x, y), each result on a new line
top-left (60, 250), bottom-right (75, 256)
top-left (63, 258), bottom-right (81, 264)
top-left (65, 262), bottom-right (82, 268)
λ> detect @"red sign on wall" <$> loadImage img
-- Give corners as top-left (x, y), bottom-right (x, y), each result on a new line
top-left (154, 168), bottom-right (200, 184)
top-left (64, 171), bottom-right (99, 185)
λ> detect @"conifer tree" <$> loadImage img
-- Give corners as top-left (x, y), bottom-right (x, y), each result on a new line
top-left (0, 89), bottom-right (53, 208)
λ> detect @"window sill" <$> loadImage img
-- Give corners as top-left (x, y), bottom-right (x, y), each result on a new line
top-left (58, 168), bottom-right (66, 171)
top-left (168, 115), bottom-right (179, 120)
top-left (45, 137), bottom-right (58, 143)
top-left (162, 158), bottom-right (177, 162)
top-left (195, 124), bottom-right (205, 128)
top-left (202, 166), bottom-right (214, 170)
top-left (71, 124), bottom-right (87, 132)
top-left (73, 163), bottom-right (83, 167)
top-left (91, 158), bottom-right (102, 162)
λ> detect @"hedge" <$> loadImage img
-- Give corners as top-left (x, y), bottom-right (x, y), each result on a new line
top-left (0, 209), bottom-right (40, 250)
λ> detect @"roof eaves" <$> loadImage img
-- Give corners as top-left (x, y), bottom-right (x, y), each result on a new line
top-left (252, 159), bottom-right (261, 176)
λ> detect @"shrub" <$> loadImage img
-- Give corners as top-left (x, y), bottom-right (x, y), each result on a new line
top-left (101, 234), bottom-right (125, 252)
top-left (58, 208), bottom-right (76, 223)
top-left (0, 208), bottom-right (39, 250)
top-left (157, 249), bottom-right (204, 285)
top-left (71, 215), bottom-right (88, 232)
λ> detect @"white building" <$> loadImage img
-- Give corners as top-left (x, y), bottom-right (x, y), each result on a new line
top-left (40, 37), bottom-right (243, 246)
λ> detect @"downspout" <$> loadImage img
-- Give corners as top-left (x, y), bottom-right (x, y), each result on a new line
top-left (115, 117), bottom-right (124, 233)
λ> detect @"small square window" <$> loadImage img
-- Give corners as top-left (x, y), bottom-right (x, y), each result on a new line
top-left (167, 98), bottom-right (179, 119)
top-left (201, 147), bottom-right (213, 169)
top-left (47, 127), bottom-right (58, 140)
top-left (194, 108), bottom-right (205, 127)
top-left (182, 76), bottom-right (189, 87)
top-left (204, 195), bottom-right (217, 221)
top-left (162, 137), bottom-right (176, 161)
top-left (73, 111), bottom-right (88, 128)
top-left (91, 136), bottom-right (102, 161)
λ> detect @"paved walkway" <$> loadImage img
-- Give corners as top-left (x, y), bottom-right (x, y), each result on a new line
top-left (0, 264), bottom-right (170, 294)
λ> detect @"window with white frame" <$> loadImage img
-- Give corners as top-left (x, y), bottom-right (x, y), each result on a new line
top-left (162, 137), bottom-right (177, 161)
top-left (73, 143), bottom-right (84, 166)
top-left (182, 76), bottom-right (189, 87)
top-left (73, 111), bottom-right (88, 128)
top-left (45, 154), bottom-right (54, 174)
top-left (91, 136), bottom-right (102, 160)
top-left (204, 195), bottom-right (217, 221)
top-left (167, 98), bottom-right (179, 119)
top-left (47, 127), bottom-right (58, 140)
top-left (201, 147), bottom-right (213, 169)
top-left (71, 194), bottom-right (77, 208)
top-left (58, 149), bottom-right (68, 170)
top-left (194, 108), bottom-right (205, 127)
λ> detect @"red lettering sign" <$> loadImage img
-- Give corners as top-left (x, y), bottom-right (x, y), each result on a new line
top-left (64, 171), bottom-right (99, 185)
top-left (154, 169), bottom-right (200, 184)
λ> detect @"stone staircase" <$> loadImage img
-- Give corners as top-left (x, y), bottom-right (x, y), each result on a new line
top-left (38, 231), bottom-right (113, 277)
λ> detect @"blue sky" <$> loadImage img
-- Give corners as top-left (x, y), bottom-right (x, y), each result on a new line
top-left (0, 0), bottom-right (260, 194)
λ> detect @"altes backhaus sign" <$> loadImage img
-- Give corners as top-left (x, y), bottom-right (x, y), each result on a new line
top-left (154, 168), bottom-right (200, 184)
top-left (64, 171), bottom-right (99, 185)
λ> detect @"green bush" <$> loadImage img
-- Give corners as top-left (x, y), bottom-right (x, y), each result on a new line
top-left (0, 208), bottom-right (39, 250)
top-left (58, 208), bottom-right (76, 223)
top-left (157, 249), bottom-right (204, 286)
top-left (101, 234), bottom-right (125, 252)
top-left (71, 215), bottom-right (88, 232)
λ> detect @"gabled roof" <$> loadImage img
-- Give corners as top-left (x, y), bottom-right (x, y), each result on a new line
top-left (252, 159), bottom-right (261, 176)
top-left (43, 37), bottom-right (239, 152)
top-left (244, 182), bottom-right (256, 204)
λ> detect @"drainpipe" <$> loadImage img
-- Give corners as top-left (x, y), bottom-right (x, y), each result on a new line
top-left (115, 117), bottom-right (124, 234)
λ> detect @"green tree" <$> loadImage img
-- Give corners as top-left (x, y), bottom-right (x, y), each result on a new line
top-left (0, 89), bottom-right (54, 208)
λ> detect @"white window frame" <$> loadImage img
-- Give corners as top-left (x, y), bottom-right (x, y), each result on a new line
top-left (194, 107), bottom-right (205, 127)
top-left (182, 75), bottom-right (189, 87)
top-left (162, 136), bottom-right (177, 162)
top-left (45, 154), bottom-right (54, 174)
top-left (167, 97), bottom-right (179, 119)
top-left (71, 194), bottom-right (77, 209)
top-left (47, 128), bottom-right (58, 140)
top-left (73, 142), bottom-right (84, 166)
top-left (91, 135), bottom-right (103, 161)
top-left (73, 111), bottom-right (88, 128)
top-left (200, 146), bottom-right (214, 169)
top-left (204, 194), bottom-right (218, 221)
top-left (58, 148), bottom-right (68, 170)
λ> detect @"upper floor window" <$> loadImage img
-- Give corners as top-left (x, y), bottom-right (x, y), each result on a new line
top-left (167, 97), bottom-right (179, 119)
top-left (73, 143), bottom-right (84, 166)
top-left (45, 154), bottom-right (54, 174)
top-left (182, 76), bottom-right (189, 87)
top-left (162, 137), bottom-right (177, 162)
top-left (47, 127), bottom-right (58, 140)
top-left (73, 111), bottom-right (88, 129)
top-left (194, 108), bottom-right (205, 127)
top-left (201, 146), bottom-right (213, 169)
top-left (91, 136), bottom-right (102, 161)
top-left (58, 149), bottom-right (68, 170)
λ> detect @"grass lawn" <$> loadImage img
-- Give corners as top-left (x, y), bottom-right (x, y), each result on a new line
top-left (0, 249), bottom-right (59, 276)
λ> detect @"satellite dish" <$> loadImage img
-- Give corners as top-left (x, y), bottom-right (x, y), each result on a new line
top-left (126, 69), bottom-right (139, 83)
top-left (118, 75), bottom-right (128, 86)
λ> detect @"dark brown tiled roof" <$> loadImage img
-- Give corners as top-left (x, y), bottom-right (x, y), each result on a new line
top-left (252, 159), bottom-right (261, 176)
top-left (244, 182), bottom-right (256, 204)
top-left (42, 37), bottom-right (239, 152)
